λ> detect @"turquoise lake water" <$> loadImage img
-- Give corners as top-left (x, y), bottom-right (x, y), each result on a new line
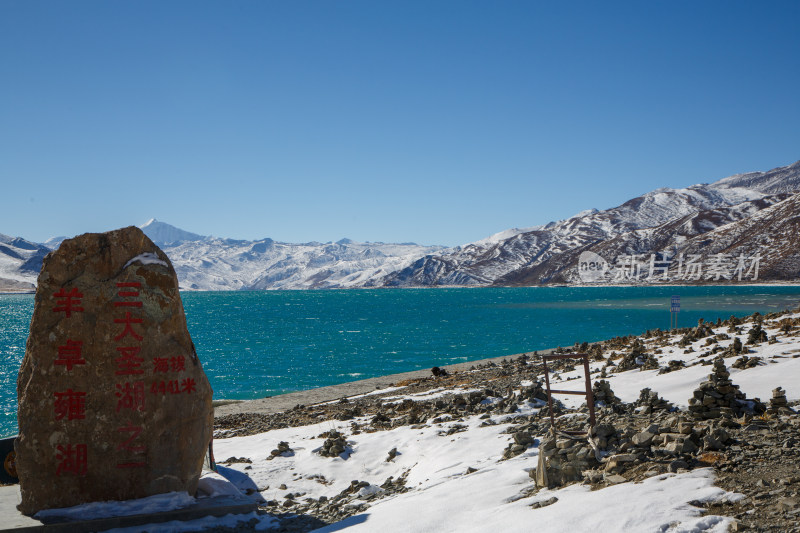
top-left (3, 286), bottom-right (800, 437)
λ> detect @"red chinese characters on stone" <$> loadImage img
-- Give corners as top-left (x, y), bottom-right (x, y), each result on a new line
top-left (54, 389), bottom-right (87, 421)
top-left (115, 381), bottom-right (145, 412)
top-left (181, 377), bottom-right (196, 393)
top-left (152, 355), bottom-right (185, 374)
top-left (111, 281), bottom-right (148, 470)
top-left (52, 287), bottom-right (84, 318)
top-left (116, 423), bottom-right (146, 469)
top-left (153, 357), bottom-right (169, 373)
top-left (114, 282), bottom-right (143, 308)
top-left (51, 289), bottom-right (89, 474)
top-left (150, 378), bottom-right (195, 395)
top-left (55, 444), bottom-right (88, 476)
top-left (54, 339), bottom-right (86, 371)
top-left (171, 355), bottom-right (185, 372)
top-left (115, 346), bottom-right (144, 375)
top-left (114, 312), bottom-right (143, 342)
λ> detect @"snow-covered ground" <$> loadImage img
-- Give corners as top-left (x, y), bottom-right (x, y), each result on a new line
top-left (53, 311), bottom-right (799, 532)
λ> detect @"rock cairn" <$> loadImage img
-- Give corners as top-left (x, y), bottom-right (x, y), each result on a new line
top-left (268, 441), bottom-right (293, 460)
top-left (769, 387), bottom-right (791, 414)
top-left (536, 433), bottom-right (599, 487)
top-left (536, 411), bottom-right (747, 490)
top-left (430, 366), bottom-right (448, 377)
top-left (635, 388), bottom-right (673, 414)
top-left (658, 359), bottom-right (685, 374)
top-left (726, 336), bottom-right (744, 356)
top-left (688, 358), bottom-right (764, 419)
top-left (590, 422), bottom-right (620, 450)
top-left (318, 430), bottom-right (349, 458)
top-left (747, 323), bottom-right (768, 345)
top-left (678, 319), bottom-right (715, 347)
top-left (519, 380), bottom-right (548, 404)
top-left (592, 380), bottom-right (620, 407)
top-left (731, 355), bottom-right (762, 369)
top-left (615, 340), bottom-right (646, 372)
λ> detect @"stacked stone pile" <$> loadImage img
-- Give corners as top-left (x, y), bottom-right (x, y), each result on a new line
top-left (729, 336), bottom-right (744, 355)
top-left (640, 353), bottom-right (660, 370)
top-left (370, 411), bottom-right (392, 428)
top-left (635, 388), bottom-right (673, 414)
top-left (592, 380), bottom-right (618, 406)
top-left (658, 359), bottom-right (686, 374)
top-left (732, 355), bottom-right (763, 369)
top-left (590, 422), bottom-right (620, 450)
top-left (678, 320), bottom-right (715, 347)
top-left (318, 431), bottom-right (349, 458)
top-left (615, 340), bottom-right (646, 372)
top-left (747, 323), bottom-right (768, 345)
top-left (769, 387), bottom-right (792, 415)
top-left (268, 441), bottom-right (294, 460)
top-left (688, 358), bottom-right (752, 419)
top-left (534, 406), bottom-right (772, 490)
top-left (535, 433), bottom-right (600, 487)
top-left (518, 380), bottom-right (548, 404)
top-left (534, 421), bottom-right (625, 488)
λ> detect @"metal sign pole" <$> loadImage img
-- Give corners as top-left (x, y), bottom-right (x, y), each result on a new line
top-left (670, 295), bottom-right (680, 330)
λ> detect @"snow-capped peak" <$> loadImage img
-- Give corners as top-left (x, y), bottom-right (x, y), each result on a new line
top-left (139, 219), bottom-right (206, 246)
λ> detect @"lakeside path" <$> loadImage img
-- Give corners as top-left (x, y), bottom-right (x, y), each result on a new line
top-left (213, 348), bottom-right (556, 418)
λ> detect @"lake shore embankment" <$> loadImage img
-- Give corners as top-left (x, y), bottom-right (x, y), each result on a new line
top-left (213, 347), bottom-right (557, 418)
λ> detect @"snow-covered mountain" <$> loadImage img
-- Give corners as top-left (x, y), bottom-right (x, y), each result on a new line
top-left (0, 222), bottom-right (445, 292)
top-left (376, 160), bottom-right (800, 286)
top-left (0, 234), bottom-right (50, 292)
top-left (156, 234), bottom-right (445, 290)
top-left (3, 159), bottom-right (800, 291)
top-left (140, 218), bottom-right (208, 246)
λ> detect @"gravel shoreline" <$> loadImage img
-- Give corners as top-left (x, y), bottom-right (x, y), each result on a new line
top-left (213, 348), bottom-right (556, 419)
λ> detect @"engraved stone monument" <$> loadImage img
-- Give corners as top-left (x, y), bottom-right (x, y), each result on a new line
top-left (16, 226), bottom-right (214, 515)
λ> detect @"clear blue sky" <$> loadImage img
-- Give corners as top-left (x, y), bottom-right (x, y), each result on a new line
top-left (1, 1), bottom-right (798, 246)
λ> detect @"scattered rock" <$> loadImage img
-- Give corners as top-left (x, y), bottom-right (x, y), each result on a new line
top-left (431, 366), bottom-right (448, 377)
top-left (530, 496), bottom-right (558, 509)
top-left (386, 447), bottom-right (398, 462)
top-left (268, 441), bottom-right (294, 459)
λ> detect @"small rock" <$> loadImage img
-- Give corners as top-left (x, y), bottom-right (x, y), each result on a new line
top-left (668, 460), bottom-right (689, 473)
top-left (779, 497), bottom-right (800, 512)
top-left (604, 473), bottom-right (627, 484)
top-left (530, 496), bottom-right (558, 509)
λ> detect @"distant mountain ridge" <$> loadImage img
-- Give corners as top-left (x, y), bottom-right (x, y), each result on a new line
top-left (154, 233), bottom-right (446, 290)
top-left (372, 159), bottom-right (800, 287)
top-left (2, 159), bottom-right (800, 291)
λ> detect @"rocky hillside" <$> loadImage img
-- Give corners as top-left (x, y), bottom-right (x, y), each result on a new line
top-left (377, 160), bottom-right (800, 287)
